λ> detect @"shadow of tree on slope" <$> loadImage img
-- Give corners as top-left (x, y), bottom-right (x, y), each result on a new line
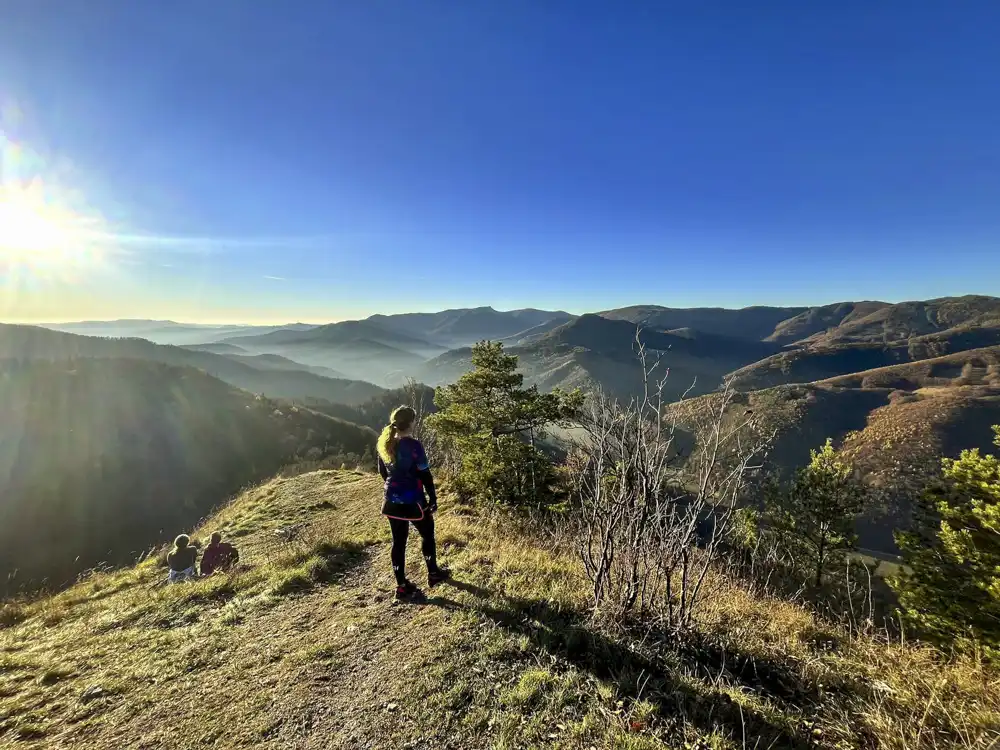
top-left (436, 580), bottom-right (819, 748)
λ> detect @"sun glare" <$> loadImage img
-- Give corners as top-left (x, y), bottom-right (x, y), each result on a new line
top-left (0, 125), bottom-right (126, 322)
top-left (1, 187), bottom-right (69, 252)
top-left (1, 182), bottom-right (105, 270)
top-left (0, 171), bottom-right (113, 286)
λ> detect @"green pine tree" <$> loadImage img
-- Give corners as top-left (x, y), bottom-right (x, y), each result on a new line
top-left (892, 426), bottom-right (1000, 655)
top-left (427, 341), bottom-right (583, 508)
top-left (766, 439), bottom-right (867, 588)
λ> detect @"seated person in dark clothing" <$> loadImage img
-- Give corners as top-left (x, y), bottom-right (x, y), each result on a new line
top-left (167, 534), bottom-right (198, 583)
top-left (200, 532), bottom-right (239, 575)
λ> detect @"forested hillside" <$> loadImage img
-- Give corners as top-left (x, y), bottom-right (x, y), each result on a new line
top-left (398, 297), bottom-right (1000, 405)
top-left (598, 303), bottom-right (808, 340)
top-left (0, 358), bottom-right (376, 593)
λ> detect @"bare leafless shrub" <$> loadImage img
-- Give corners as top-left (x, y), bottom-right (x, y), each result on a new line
top-left (402, 376), bottom-right (449, 474)
top-left (574, 331), bottom-right (774, 629)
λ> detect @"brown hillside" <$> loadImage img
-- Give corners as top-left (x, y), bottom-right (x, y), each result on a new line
top-left (728, 329), bottom-right (1000, 391)
top-left (800, 295), bottom-right (1000, 347)
top-left (764, 301), bottom-right (889, 345)
top-left (819, 345), bottom-right (1000, 389)
top-left (674, 347), bottom-right (1000, 555)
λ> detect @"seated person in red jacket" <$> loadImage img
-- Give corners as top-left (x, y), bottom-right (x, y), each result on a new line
top-left (200, 532), bottom-right (239, 575)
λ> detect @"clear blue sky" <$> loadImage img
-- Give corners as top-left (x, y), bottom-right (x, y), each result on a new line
top-left (1, 1), bottom-right (998, 323)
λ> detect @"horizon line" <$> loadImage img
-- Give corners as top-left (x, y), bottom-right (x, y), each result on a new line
top-left (6, 291), bottom-right (1000, 330)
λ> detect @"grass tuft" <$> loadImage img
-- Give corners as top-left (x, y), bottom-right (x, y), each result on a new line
top-left (501, 668), bottom-right (555, 706)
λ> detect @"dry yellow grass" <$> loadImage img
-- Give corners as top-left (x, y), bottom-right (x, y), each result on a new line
top-left (0, 470), bottom-right (997, 749)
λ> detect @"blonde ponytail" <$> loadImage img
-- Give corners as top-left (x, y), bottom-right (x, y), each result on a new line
top-left (377, 405), bottom-right (417, 464)
top-left (377, 423), bottom-right (399, 464)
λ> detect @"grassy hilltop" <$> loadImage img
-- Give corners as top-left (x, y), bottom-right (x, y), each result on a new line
top-left (1, 471), bottom-right (996, 749)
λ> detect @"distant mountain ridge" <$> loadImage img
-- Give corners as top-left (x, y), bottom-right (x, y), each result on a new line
top-left (729, 295), bottom-right (1000, 390)
top-left (366, 306), bottom-right (575, 348)
top-left (44, 320), bottom-right (318, 346)
top-left (226, 319), bottom-right (443, 352)
top-left (598, 304), bottom-right (809, 341)
top-left (0, 324), bottom-right (383, 406)
top-left (32, 297), bottom-right (1000, 398)
top-left (222, 322), bottom-right (432, 385)
top-left (413, 297), bottom-right (999, 403)
top-left (764, 301), bottom-right (891, 345)
top-left (218, 307), bottom-right (574, 385)
top-left (413, 314), bottom-right (784, 400)
top-left (21, 296), bottom-right (1000, 398)
top-left (796, 295), bottom-right (1000, 347)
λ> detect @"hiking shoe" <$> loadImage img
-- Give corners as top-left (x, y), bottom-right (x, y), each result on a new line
top-left (427, 567), bottom-right (451, 588)
top-left (394, 581), bottom-right (425, 603)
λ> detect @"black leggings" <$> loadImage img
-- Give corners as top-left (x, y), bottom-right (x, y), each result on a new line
top-left (388, 515), bottom-right (438, 586)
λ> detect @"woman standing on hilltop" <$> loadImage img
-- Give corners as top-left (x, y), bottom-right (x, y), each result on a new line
top-left (377, 406), bottom-right (449, 602)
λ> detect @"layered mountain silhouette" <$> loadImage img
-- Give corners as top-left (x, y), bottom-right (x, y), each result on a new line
top-left (45, 319), bottom-right (318, 346)
top-left (411, 297), bottom-right (1000, 408)
top-left (414, 314), bottom-right (784, 401)
top-left (223, 320), bottom-right (441, 384)
top-left (366, 306), bottom-right (575, 348)
top-left (1, 325), bottom-right (383, 406)
top-left (220, 307), bottom-right (574, 384)
top-left (28, 295), bottom-right (1000, 413)
top-left (27, 295), bottom-right (1000, 421)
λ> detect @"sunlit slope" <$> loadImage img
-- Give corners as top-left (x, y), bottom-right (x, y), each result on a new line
top-left (1, 471), bottom-right (995, 749)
